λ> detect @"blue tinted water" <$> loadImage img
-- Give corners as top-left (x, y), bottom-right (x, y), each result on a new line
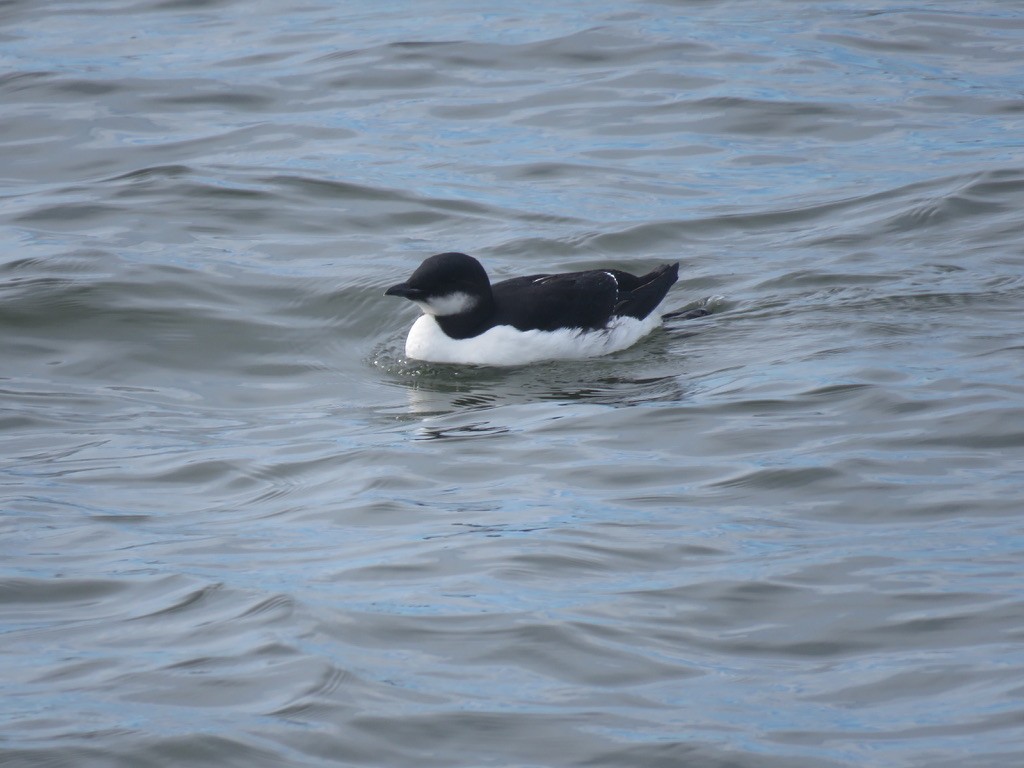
top-left (2, 2), bottom-right (1024, 767)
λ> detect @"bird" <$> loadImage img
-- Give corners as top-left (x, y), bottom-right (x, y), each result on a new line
top-left (384, 252), bottom-right (683, 366)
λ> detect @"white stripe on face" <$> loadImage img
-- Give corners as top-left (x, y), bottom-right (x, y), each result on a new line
top-left (413, 291), bottom-right (477, 317)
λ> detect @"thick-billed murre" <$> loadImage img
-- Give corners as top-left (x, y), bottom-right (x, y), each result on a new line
top-left (385, 252), bottom-right (682, 366)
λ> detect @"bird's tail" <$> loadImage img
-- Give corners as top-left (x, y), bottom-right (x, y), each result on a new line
top-left (613, 263), bottom-right (680, 320)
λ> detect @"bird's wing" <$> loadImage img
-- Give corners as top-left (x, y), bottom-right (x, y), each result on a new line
top-left (491, 271), bottom-right (619, 331)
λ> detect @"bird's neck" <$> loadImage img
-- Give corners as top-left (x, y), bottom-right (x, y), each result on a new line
top-left (434, 292), bottom-right (494, 339)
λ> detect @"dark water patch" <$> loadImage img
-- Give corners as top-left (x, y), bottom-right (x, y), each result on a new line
top-left (153, 87), bottom-right (277, 110)
top-left (104, 163), bottom-right (196, 183)
top-left (672, 96), bottom-right (903, 141)
top-left (0, 70), bottom-right (56, 92)
top-left (52, 78), bottom-right (126, 96)
top-left (0, 576), bottom-right (127, 607)
top-left (13, 202), bottom-right (120, 225)
top-left (387, 30), bottom-right (720, 73)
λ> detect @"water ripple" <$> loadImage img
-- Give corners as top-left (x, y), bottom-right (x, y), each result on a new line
top-left (3, 2), bottom-right (1024, 767)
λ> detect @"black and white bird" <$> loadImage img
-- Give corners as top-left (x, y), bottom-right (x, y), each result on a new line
top-left (384, 252), bottom-right (682, 366)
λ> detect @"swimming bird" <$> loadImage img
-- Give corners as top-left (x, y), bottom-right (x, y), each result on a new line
top-left (384, 252), bottom-right (681, 366)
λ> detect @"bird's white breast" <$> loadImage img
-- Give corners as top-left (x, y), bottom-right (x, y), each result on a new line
top-left (404, 313), bottom-right (663, 366)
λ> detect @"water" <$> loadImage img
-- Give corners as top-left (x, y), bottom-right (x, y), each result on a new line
top-left (3, 1), bottom-right (1024, 766)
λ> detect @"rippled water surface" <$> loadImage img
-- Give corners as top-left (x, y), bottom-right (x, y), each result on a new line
top-left (3, 1), bottom-right (1024, 766)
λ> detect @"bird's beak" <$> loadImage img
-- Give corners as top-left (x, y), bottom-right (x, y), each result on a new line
top-left (384, 282), bottom-right (425, 300)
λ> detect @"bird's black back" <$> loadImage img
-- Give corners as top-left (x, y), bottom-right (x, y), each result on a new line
top-left (490, 263), bottom-right (678, 332)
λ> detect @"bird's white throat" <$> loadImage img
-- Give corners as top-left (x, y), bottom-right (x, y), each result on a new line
top-left (413, 291), bottom-right (477, 317)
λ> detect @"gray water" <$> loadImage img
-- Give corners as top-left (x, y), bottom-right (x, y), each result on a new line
top-left (3, 1), bottom-right (1024, 766)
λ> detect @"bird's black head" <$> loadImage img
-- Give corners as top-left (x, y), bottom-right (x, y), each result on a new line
top-left (385, 252), bottom-right (492, 317)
